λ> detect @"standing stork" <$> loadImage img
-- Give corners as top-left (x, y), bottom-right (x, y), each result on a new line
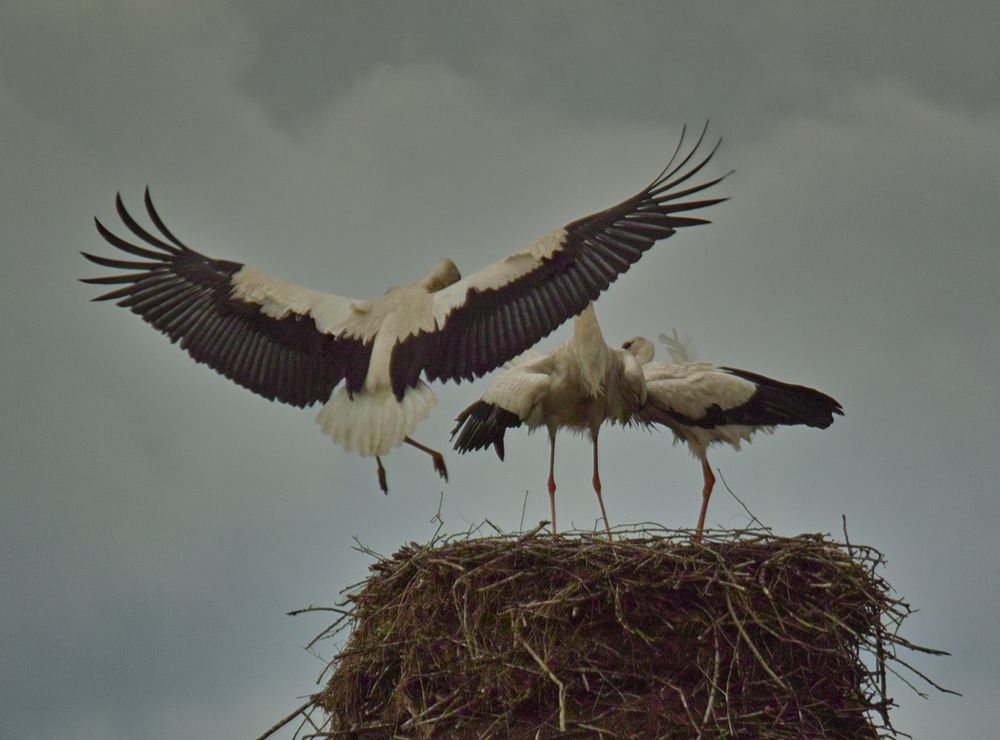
top-left (81, 126), bottom-right (727, 493)
top-left (622, 332), bottom-right (843, 540)
top-left (451, 304), bottom-right (647, 537)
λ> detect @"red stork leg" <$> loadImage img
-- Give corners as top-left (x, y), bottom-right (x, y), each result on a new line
top-left (547, 428), bottom-right (558, 535)
top-left (694, 455), bottom-right (716, 542)
top-left (592, 431), bottom-right (613, 540)
top-left (404, 436), bottom-right (448, 482)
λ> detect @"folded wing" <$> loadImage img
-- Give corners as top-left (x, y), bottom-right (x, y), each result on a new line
top-left (643, 364), bottom-right (843, 430)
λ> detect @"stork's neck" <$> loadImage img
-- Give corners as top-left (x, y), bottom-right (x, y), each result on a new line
top-left (572, 303), bottom-right (604, 345)
top-left (571, 304), bottom-right (611, 394)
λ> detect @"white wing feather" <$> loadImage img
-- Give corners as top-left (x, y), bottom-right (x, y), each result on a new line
top-left (430, 228), bottom-right (567, 327)
top-left (481, 365), bottom-right (553, 422)
top-left (657, 329), bottom-right (697, 363)
top-left (230, 266), bottom-right (366, 334)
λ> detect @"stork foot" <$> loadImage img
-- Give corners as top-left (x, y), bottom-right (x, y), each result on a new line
top-left (430, 451), bottom-right (449, 482)
top-left (376, 456), bottom-right (388, 494)
top-left (404, 436), bottom-right (449, 484)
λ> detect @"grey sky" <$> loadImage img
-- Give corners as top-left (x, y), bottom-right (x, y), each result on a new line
top-left (2, 2), bottom-right (998, 738)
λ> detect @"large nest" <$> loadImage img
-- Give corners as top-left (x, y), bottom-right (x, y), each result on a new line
top-left (268, 526), bottom-right (950, 739)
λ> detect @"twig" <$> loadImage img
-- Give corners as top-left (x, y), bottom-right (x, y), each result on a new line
top-left (841, 514), bottom-right (854, 559)
top-left (287, 606), bottom-right (353, 618)
top-left (890, 655), bottom-right (962, 696)
top-left (430, 489), bottom-right (445, 527)
top-left (724, 589), bottom-right (789, 691)
top-left (255, 698), bottom-right (314, 740)
top-left (701, 628), bottom-right (722, 729)
top-left (513, 624), bottom-right (567, 731)
top-left (517, 520), bottom-right (550, 543)
top-left (717, 469), bottom-right (771, 532)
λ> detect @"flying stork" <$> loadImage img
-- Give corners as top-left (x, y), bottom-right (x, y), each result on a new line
top-left (81, 126), bottom-right (727, 493)
top-left (451, 303), bottom-right (647, 537)
top-left (622, 331), bottom-right (843, 540)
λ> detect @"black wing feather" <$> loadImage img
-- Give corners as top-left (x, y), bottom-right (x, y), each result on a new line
top-left (713, 368), bottom-right (844, 429)
top-left (451, 400), bottom-right (523, 461)
top-left (655, 369), bottom-right (844, 431)
top-left (395, 123), bottom-right (730, 393)
top-left (81, 191), bottom-right (364, 407)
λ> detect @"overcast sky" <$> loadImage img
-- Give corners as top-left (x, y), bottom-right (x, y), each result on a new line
top-left (2, 2), bottom-right (998, 738)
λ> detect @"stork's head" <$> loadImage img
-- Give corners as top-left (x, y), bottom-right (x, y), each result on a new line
top-left (421, 258), bottom-right (461, 292)
top-left (621, 336), bottom-right (655, 364)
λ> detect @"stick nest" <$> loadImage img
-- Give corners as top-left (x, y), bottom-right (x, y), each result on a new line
top-left (279, 526), bottom-right (948, 739)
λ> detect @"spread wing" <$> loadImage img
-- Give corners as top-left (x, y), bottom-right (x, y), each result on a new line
top-left (80, 189), bottom-right (371, 407)
top-left (391, 123), bottom-right (729, 391)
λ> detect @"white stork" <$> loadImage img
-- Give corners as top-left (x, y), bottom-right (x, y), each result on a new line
top-left (81, 126), bottom-right (726, 493)
top-left (622, 332), bottom-right (843, 540)
top-left (451, 303), bottom-right (647, 537)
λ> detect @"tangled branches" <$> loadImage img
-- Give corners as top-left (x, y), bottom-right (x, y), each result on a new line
top-left (269, 526), bottom-right (951, 739)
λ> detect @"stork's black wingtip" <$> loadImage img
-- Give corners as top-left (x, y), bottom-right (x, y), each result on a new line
top-left (77, 277), bottom-right (109, 300)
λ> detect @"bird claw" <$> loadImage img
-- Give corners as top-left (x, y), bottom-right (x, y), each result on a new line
top-left (431, 453), bottom-right (449, 482)
top-left (376, 458), bottom-right (389, 494)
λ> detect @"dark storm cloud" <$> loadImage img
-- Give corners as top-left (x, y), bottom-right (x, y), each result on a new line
top-left (2, 2), bottom-right (998, 739)
top-left (233, 1), bottom-right (999, 133)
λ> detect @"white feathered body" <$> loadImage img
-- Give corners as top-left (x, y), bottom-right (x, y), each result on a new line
top-left (455, 304), bottom-right (647, 457)
top-left (232, 262), bottom-right (458, 456)
top-left (514, 306), bottom-right (640, 434)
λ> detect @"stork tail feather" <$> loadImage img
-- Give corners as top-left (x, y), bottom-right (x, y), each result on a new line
top-left (451, 400), bottom-right (523, 460)
top-left (316, 382), bottom-right (437, 457)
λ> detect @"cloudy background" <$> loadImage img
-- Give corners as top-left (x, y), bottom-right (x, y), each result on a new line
top-left (2, 2), bottom-right (998, 737)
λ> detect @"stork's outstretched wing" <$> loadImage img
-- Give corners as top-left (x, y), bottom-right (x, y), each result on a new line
top-left (81, 190), bottom-right (369, 407)
top-left (391, 124), bottom-right (729, 391)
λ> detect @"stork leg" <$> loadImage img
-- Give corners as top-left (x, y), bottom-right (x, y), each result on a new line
top-left (694, 455), bottom-right (716, 542)
top-left (375, 456), bottom-right (388, 494)
top-left (591, 431), bottom-right (612, 540)
top-left (404, 436), bottom-right (449, 482)
top-left (547, 428), bottom-right (558, 535)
